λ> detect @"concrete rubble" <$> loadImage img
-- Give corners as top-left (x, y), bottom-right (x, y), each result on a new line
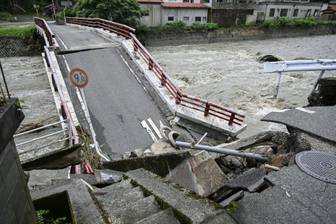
top-left (3, 21), bottom-right (336, 224)
top-left (166, 151), bottom-right (227, 197)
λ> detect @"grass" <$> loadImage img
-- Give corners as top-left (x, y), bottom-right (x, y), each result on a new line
top-left (0, 25), bottom-right (35, 39)
top-left (36, 210), bottom-right (67, 224)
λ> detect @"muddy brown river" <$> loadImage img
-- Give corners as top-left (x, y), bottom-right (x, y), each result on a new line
top-left (149, 34), bottom-right (336, 137)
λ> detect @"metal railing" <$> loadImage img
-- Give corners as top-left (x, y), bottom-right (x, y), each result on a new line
top-left (65, 17), bottom-right (135, 38)
top-left (65, 17), bottom-right (245, 126)
top-left (131, 33), bottom-right (245, 126)
top-left (34, 18), bottom-right (79, 145)
top-left (34, 17), bottom-right (59, 48)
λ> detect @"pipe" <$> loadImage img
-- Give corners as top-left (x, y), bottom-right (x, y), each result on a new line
top-left (14, 119), bottom-right (67, 137)
top-left (175, 141), bottom-right (270, 162)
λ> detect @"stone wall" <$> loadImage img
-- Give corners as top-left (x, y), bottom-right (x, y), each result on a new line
top-left (0, 37), bottom-right (41, 57)
top-left (0, 99), bottom-right (36, 223)
top-left (140, 24), bottom-right (336, 46)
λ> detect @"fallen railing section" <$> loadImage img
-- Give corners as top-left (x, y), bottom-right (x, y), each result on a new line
top-left (65, 17), bottom-right (245, 131)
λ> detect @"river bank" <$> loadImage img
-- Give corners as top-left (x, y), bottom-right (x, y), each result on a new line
top-left (0, 24), bottom-right (41, 57)
top-left (140, 24), bottom-right (336, 47)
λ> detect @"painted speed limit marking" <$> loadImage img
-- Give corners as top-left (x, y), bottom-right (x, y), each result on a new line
top-left (69, 68), bottom-right (89, 88)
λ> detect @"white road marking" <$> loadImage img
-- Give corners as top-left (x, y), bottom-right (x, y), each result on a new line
top-left (57, 34), bottom-right (69, 50)
top-left (120, 53), bottom-right (148, 93)
top-left (62, 55), bottom-right (71, 72)
top-left (147, 118), bottom-right (162, 139)
top-left (296, 107), bottom-right (315, 114)
top-left (141, 120), bottom-right (158, 142)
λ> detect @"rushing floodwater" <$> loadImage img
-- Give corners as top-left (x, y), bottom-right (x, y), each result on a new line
top-left (149, 35), bottom-right (336, 137)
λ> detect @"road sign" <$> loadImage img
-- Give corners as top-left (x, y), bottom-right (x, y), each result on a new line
top-left (69, 68), bottom-right (88, 88)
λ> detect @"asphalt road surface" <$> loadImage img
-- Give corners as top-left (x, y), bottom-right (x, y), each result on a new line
top-left (49, 23), bottom-right (165, 156)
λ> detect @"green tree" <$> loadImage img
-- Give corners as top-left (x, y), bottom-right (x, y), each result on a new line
top-left (73, 0), bottom-right (141, 27)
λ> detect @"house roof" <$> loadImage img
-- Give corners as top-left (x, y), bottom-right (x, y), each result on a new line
top-left (323, 4), bottom-right (336, 14)
top-left (328, 4), bottom-right (336, 12)
top-left (138, 0), bottom-right (162, 4)
top-left (161, 2), bottom-right (209, 9)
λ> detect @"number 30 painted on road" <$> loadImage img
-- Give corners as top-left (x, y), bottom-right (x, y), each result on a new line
top-left (69, 68), bottom-right (89, 88)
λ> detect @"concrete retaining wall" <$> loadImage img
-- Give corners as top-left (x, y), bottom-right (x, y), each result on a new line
top-left (140, 25), bottom-right (336, 46)
top-left (0, 99), bottom-right (36, 223)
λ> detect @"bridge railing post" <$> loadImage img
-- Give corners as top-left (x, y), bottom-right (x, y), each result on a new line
top-left (148, 58), bottom-right (154, 70)
top-left (228, 113), bottom-right (236, 126)
top-left (204, 102), bottom-right (210, 117)
top-left (160, 73), bottom-right (167, 87)
top-left (176, 91), bottom-right (182, 105)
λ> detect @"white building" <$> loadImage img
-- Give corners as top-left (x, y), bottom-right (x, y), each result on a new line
top-left (138, 0), bottom-right (211, 26)
top-left (247, 0), bottom-right (328, 24)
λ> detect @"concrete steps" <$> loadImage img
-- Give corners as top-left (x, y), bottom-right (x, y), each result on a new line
top-left (107, 195), bottom-right (161, 224)
top-left (93, 179), bottom-right (179, 224)
top-left (31, 179), bottom-right (105, 224)
top-left (135, 208), bottom-right (180, 224)
top-left (94, 186), bottom-right (145, 213)
top-left (31, 168), bottom-right (237, 223)
top-left (125, 168), bottom-right (237, 224)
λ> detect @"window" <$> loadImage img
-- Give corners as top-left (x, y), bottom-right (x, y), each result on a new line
top-left (202, 17), bottom-right (207, 22)
top-left (293, 8), bottom-right (299, 17)
top-left (269, 8), bottom-right (275, 17)
top-left (168, 16), bottom-right (174, 22)
top-left (313, 9), bottom-right (319, 17)
top-left (142, 10), bottom-right (149, 16)
top-left (306, 9), bottom-right (311, 17)
top-left (195, 16), bottom-right (202, 22)
top-left (183, 16), bottom-right (190, 22)
top-left (280, 8), bottom-right (288, 17)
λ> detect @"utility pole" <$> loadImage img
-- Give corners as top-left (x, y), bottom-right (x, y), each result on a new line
top-left (52, 0), bottom-right (56, 19)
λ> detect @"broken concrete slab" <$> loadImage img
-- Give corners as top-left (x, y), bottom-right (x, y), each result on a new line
top-left (101, 151), bottom-right (191, 177)
top-left (224, 168), bottom-right (266, 193)
top-left (166, 151), bottom-right (227, 197)
top-left (150, 141), bottom-right (177, 155)
top-left (294, 130), bottom-right (336, 153)
top-left (27, 167), bottom-right (70, 190)
top-left (94, 169), bottom-right (122, 186)
top-left (70, 174), bottom-right (97, 186)
top-left (21, 144), bottom-right (82, 171)
top-left (220, 191), bottom-right (244, 208)
top-left (234, 165), bottom-right (336, 224)
top-left (262, 106), bottom-right (336, 143)
top-left (217, 131), bottom-right (290, 151)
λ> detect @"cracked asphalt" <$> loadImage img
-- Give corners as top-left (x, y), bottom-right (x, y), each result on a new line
top-left (49, 23), bottom-right (165, 156)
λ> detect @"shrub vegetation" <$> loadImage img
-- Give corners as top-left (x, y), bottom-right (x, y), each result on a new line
top-left (261, 17), bottom-right (323, 29)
